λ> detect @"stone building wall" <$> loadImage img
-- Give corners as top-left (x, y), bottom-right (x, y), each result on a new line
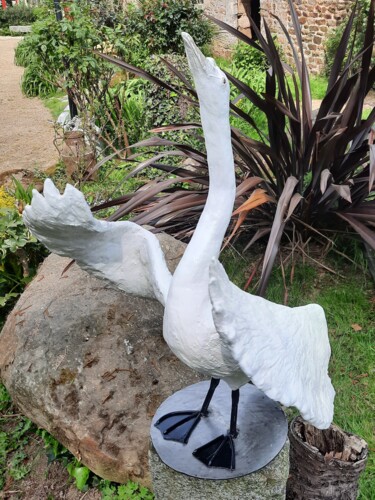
top-left (120, 0), bottom-right (353, 74)
top-left (200, 0), bottom-right (239, 56)
top-left (260, 0), bottom-right (352, 74)
top-left (202, 0), bottom-right (352, 74)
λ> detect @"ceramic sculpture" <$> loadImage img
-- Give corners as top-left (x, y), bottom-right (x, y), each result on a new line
top-left (23, 33), bottom-right (335, 471)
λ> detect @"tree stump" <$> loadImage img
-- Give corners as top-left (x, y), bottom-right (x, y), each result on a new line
top-left (287, 416), bottom-right (368, 499)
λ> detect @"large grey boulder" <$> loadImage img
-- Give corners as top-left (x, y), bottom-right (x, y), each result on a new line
top-left (0, 235), bottom-right (204, 487)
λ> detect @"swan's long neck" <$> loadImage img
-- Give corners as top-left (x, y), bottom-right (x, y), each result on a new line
top-left (175, 102), bottom-right (235, 283)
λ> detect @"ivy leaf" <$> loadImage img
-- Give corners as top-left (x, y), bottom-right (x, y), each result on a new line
top-left (68, 464), bottom-right (90, 491)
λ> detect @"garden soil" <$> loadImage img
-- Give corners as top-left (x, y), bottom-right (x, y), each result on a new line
top-left (0, 37), bottom-right (58, 183)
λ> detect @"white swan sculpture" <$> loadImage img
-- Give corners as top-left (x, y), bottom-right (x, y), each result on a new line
top-left (23, 33), bottom-right (335, 470)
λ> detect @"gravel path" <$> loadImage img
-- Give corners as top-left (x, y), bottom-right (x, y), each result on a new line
top-left (0, 36), bottom-right (58, 182)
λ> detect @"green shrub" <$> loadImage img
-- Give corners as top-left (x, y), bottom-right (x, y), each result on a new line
top-left (14, 36), bottom-right (35, 67)
top-left (21, 63), bottom-right (58, 97)
top-left (15, 2), bottom-right (138, 154)
top-left (232, 41), bottom-right (267, 71)
top-left (141, 53), bottom-right (201, 149)
top-left (125, 0), bottom-right (213, 55)
top-left (96, 76), bottom-right (148, 150)
top-left (0, 4), bottom-right (37, 30)
top-left (143, 54), bottom-right (197, 127)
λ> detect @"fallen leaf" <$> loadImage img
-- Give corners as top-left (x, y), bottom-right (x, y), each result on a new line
top-left (351, 323), bottom-right (362, 331)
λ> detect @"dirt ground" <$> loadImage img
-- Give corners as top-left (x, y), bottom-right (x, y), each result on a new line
top-left (0, 415), bottom-right (103, 499)
top-left (1, 444), bottom-right (102, 500)
top-left (0, 37), bottom-right (58, 183)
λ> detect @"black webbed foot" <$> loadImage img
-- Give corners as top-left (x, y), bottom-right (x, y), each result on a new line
top-left (154, 410), bottom-right (202, 444)
top-left (155, 378), bottom-right (221, 444)
top-left (192, 434), bottom-right (236, 470)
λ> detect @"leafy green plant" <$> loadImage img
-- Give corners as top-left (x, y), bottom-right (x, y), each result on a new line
top-left (16, 2), bottom-right (151, 158)
top-left (142, 53), bottom-right (199, 140)
top-left (98, 0), bottom-right (374, 295)
top-left (36, 428), bottom-right (70, 463)
top-left (100, 480), bottom-right (154, 499)
top-left (0, 183), bottom-right (48, 326)
top-left (21, 63), bottom-right (58, 98)
top-left (232, 40), bottom-right (268, 71)
top-left (66, 459), bottom-right (91, 491)
top-left (14, 36), bottom-right (35, 67)
top-left (125, 0), bottom-right (213, 56)
top-left (36, 426), bottom-right (154, 496)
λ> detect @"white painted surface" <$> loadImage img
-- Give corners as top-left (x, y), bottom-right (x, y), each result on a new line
top-left (23, 180), bottom-right (172, 306)
top-left (23, 33), bottom-right (335, 430)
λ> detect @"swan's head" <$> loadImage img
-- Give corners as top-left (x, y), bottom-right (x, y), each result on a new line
top-left (182, 32), bottom-right (229, 116)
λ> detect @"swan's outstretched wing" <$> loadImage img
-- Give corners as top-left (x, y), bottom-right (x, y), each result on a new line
top-left (23, 179), bottom-right (172, 306)
top-left (208, 258), bottom-right (335, 429)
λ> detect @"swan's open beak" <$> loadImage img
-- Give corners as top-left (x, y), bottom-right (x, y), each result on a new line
top-left (181, 32), bottom-right (209, 78)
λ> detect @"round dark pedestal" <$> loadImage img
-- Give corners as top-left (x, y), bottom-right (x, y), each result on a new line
top-left (149, 381), bottom-right (289, 499)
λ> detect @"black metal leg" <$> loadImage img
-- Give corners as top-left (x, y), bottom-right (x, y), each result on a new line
top-left (201, 378), bottom-right (220, 415)
top-left (154, 378), bottom-right (220, 444)
top-left (193, 388), bottom-right (240, 470)
top-left (229, 389), bottom-right (239, 437)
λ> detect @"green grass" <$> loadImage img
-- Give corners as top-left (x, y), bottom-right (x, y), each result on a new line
top-left (310, 75), bottom-right (328, 100)
top-left (318, 281), bottom-right (374, 500)
top-left (42, 92), bottom-right (67, 120)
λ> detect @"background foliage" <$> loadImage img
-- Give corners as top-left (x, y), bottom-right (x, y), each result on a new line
top-left (125, 0), bottom-right (213, 56)
top-left (14, 0), bottom-right (212, 159)
top-left (0, 4), bottom-right (38, 35)
top-left (98, 0), bottom-right (374, 295)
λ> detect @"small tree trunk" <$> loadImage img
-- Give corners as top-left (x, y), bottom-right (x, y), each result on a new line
top-left (287, 416), bottom-right (368, 499)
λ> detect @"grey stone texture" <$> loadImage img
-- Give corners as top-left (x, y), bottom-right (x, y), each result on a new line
top-left (9, 26), bottom-right (32, 32)
top-left (198, 0), bottom-right (351, 73)
top-left (9, 26), bottom-right (31, 33)
top-left (149, 439), bottom-right (290, 500)
top-left (0, 234), bottom-right (209, 488)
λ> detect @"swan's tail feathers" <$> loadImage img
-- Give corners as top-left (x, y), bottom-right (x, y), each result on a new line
top-left (23, 179), bottom-right (172, 306)
top-left (208, 257), bottom-right (335, 430)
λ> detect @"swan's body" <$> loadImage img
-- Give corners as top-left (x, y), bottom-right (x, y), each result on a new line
top-left (23, 33), bottom-right (335, 460)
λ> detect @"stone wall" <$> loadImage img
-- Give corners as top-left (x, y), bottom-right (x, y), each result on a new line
top-left (260, 0), bottom-right (352, 74)
top-left (201, 0), bottom-right (239, 56)
top-left (120, 0), bottom-right (353, 74)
